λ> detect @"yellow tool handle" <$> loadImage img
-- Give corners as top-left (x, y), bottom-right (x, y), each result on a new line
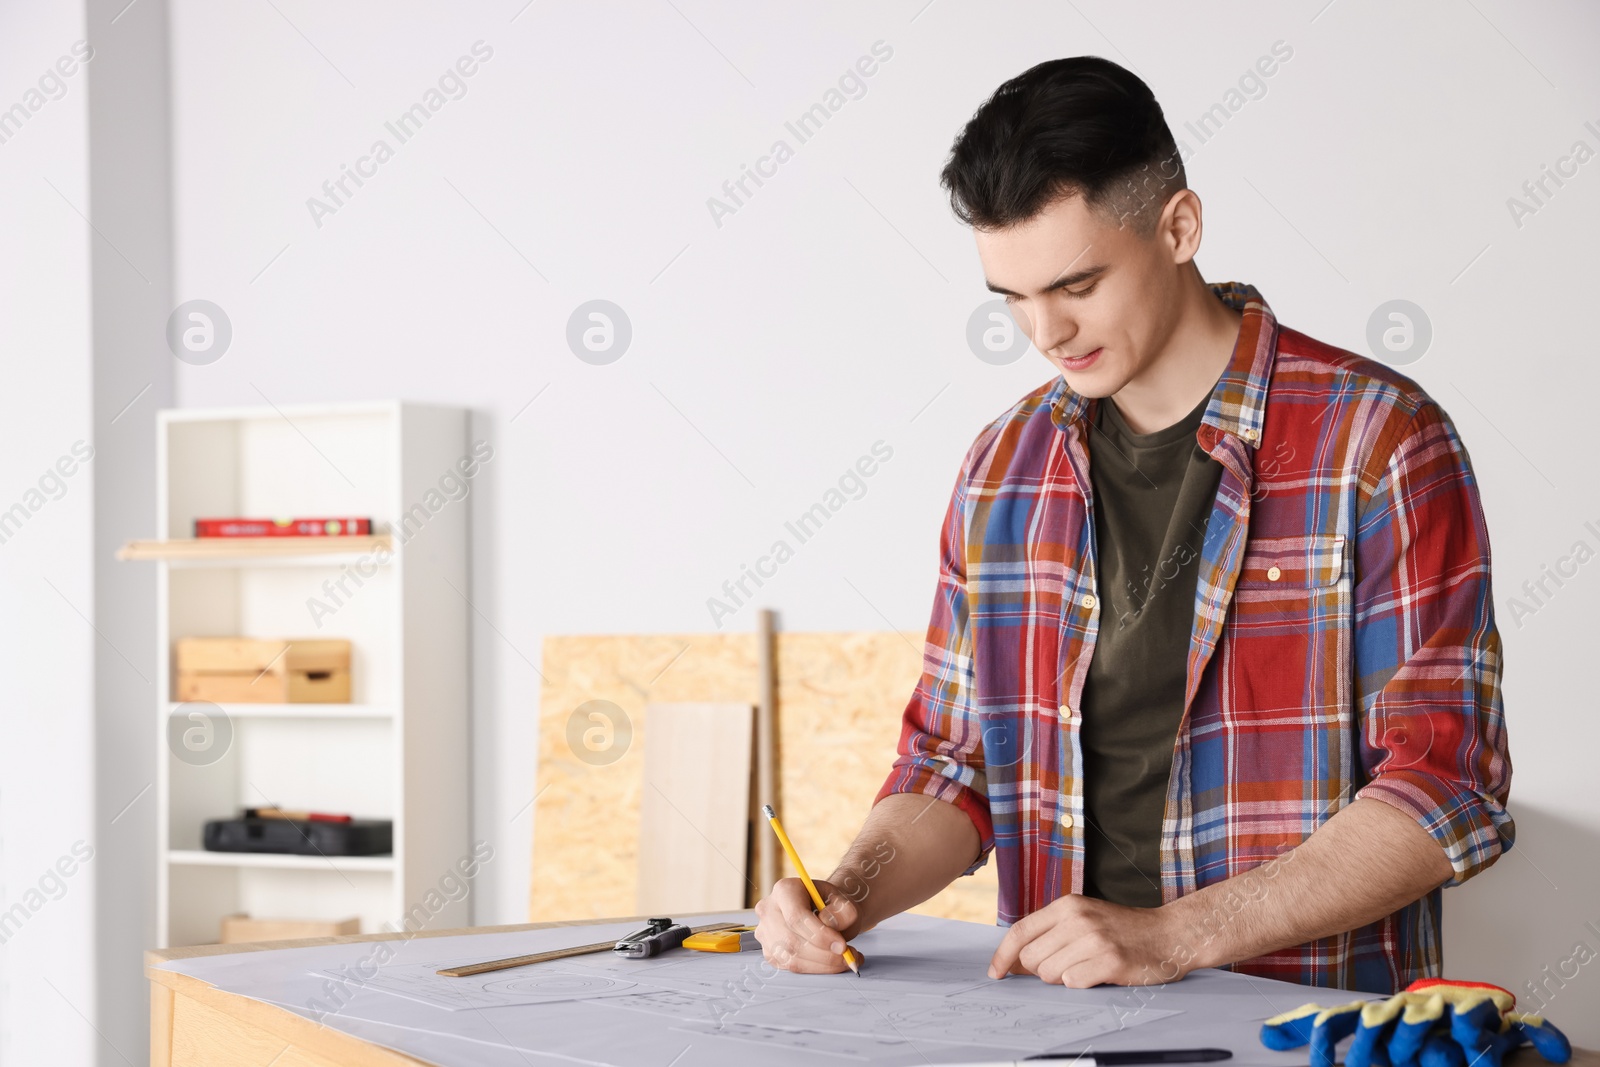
top-left (683, 926), bottom-right (756, 952)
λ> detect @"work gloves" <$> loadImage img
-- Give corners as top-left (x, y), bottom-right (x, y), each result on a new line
top-left (1261, 978), bottom-right (1571, 1067)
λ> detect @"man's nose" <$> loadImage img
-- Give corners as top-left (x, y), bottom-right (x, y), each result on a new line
top-left (1025, 302), bottom-right (1075, 355)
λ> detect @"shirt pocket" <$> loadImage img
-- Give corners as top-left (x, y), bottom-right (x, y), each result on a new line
top-left (1233, 534), bottom-right (1347, 597)
top-left (1220, 533), bottom-right (1354, 728)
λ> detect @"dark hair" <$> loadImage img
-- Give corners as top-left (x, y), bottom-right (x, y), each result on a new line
top-left (939, 56), bottom-right (1186, 236)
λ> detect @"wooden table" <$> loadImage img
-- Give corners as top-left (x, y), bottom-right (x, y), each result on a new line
top-left (148, 917), bottom-right (605, 1066)
top-left (148, 919), bottom-right (1600, 1067)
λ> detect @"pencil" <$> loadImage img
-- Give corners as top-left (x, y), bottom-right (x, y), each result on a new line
top-left (761, 803), bottom-right (862, 976)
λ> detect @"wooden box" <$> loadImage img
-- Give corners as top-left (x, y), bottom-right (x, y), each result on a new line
top-left (219, 913), bottom-right (361, 944)
top-left (175, 638), bottom-right (352, 703)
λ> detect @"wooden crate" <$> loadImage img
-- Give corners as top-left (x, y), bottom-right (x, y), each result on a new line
top-left (218, 913), bottom-right (361, 944)
top-left (175, 638), bottom-right (352, 704)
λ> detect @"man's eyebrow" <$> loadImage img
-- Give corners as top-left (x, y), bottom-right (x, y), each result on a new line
top-left (984, 264), bottom-right (1107, 298)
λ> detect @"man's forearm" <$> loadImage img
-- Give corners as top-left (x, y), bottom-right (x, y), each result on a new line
top-left (1167, 797), bottom-right (1453, 972)
top-left (827, 793), bottom-right (981, 932)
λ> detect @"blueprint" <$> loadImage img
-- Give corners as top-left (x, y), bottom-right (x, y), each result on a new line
top-left (155, 910), bottom-right (1336, 1065)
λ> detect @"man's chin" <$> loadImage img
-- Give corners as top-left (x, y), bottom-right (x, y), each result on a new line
top-left (1054, 364), bottom-right (1122, 398)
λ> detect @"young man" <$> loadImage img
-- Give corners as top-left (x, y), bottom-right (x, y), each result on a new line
top-left (753, 56), bottom-right (1512, 994)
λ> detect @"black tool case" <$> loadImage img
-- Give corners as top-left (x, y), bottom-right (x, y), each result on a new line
top-left (202, 816), bottom-right (393, 856)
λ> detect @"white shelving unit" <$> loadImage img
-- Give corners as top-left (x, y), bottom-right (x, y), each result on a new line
top-left (147, 401), bottom-right (471, 947)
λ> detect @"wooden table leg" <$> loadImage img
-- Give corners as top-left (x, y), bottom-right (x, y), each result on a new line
top-left (151, 980), bottom-right (174, 1067)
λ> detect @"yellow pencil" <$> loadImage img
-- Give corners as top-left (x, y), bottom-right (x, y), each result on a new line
top-left (761, 804), bottom-right (862, 976)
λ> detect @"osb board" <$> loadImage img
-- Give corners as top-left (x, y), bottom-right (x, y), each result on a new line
top-left (532, 632), bottom-right (998, 927)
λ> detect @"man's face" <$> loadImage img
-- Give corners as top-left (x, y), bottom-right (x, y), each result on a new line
top-left (972, 191), bottom-right (1186, 398)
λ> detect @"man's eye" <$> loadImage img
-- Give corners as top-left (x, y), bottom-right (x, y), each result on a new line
top-left (1068, 284), bottom-right (1097, 298)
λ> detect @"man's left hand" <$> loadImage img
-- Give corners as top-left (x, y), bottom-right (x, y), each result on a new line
top-left (987, 894), bottom-right (1186, 987)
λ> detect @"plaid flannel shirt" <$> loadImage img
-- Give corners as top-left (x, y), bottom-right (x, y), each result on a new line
top-left (877, 281), bottom-right (1513, 993)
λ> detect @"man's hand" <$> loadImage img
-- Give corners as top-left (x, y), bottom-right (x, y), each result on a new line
top-left (751, 794), bottom-right (980, 974)
top-left (753, 877), bottom-right (863, 974)
top-left (986, 800), bottom-right (1454, 986)
top-left (988, 894), bottom-right (1183, 987)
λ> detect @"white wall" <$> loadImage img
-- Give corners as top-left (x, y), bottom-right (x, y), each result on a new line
top-left (8, 1), bottom-right (1597, 1058)
top-left (0, 5), bottom-right (99, 1065)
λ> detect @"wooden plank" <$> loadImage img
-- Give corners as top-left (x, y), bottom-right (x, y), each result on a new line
top-left (117, 535), bottom-right (391, 561)
top-left (635, 702), bottom-right (754, 914)
top-left (753, 610), bottom-right (778, 901)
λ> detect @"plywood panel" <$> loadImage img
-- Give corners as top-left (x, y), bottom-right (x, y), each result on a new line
top-left (532, 633), bottom-right (998, 926)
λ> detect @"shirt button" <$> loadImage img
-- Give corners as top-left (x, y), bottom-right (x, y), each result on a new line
top-left (1061, 814), bottom-right (1075, 829)
top-left (1081, 593), bottom-right (1097, 609)
top-left (1243, 428), bottom-right (1260, 443)
top-left (1267, 565), bottom-right (1282, 581)
top-left (1057, 704), bottom-right (1076, 722)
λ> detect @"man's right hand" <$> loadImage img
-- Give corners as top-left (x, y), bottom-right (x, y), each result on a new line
top-left (753, 877), bottom-right (863, 973)
top-left (751, 795), bottom-right (980, 973)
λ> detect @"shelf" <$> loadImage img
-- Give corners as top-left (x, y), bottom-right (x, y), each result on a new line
top-left (159, 400), bottom-right (403, 425)
top-left (118, 535), bottom-right (393, 565)
top-left (164, 701), bottom-right (393, 720)
top-left (167, 849), bottom-right (395, 873)
top-left (152, 402), bottom-right (471, 946)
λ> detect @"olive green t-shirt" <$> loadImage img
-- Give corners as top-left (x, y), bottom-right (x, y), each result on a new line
top-left (1080, 385), bottom-right (1223, 909)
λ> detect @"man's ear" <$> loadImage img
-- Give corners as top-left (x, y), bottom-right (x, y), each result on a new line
top-left (1161, 188), bottom-right (1204, 264)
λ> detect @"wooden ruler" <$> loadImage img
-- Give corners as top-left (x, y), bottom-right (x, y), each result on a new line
top-left (437, 922), bottom-right (745, 978)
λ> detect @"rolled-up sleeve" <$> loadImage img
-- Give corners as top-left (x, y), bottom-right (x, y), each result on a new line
top-left (1351, 399), bottom-right (1513, 886)
top-left (874, 446), bottom-right (993, 874)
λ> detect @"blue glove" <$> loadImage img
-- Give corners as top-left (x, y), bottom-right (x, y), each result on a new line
top-left (1261, 978), bottom-right (1571, 1067)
